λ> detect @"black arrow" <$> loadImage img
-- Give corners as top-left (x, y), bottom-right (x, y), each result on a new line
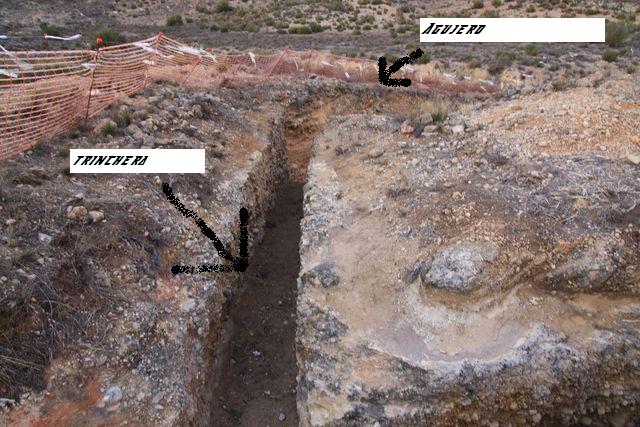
top-left (378, 48), bottom-right (423, 88)
top-left (162, 183), bottom-right (249, 273)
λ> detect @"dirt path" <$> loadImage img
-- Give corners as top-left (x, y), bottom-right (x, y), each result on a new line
top-left (210, 181), bottom-right (302, 427)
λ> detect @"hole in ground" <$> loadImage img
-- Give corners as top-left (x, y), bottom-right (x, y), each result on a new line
top-left (210, 180), bottom-right (303, 426)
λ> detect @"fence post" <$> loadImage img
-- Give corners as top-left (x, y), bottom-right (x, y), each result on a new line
top-left (83, 48), bottom-right (99, 125)
top-left (181, 54), bottom-right (203, 86)
top-left (304, 50), bottom-right (315, 77)
top-left (144, 32), bottom-right (163, 87)
top-left (262, 49), bottom-right (286, 80)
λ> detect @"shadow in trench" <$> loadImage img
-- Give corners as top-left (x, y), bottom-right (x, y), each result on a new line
top-left (211, 180), bottom-right (303, 427)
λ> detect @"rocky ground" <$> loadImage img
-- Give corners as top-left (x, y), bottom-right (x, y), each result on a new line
top-left (296, 71), bottom-right (640, 425)
top-left (0, 80), bottom-right (289, 424)
top-left (0, 18), bottom-right (639, 424)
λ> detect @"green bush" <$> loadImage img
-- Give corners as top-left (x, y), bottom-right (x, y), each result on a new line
top-left (472, 1), bottom-right (484, 9)
top-left (605, 20), bottom-right (634, 47)
top-left (289, 23), bottom-right (324, 34)
top-left (166, 13), bottom-right (183, 26)
top-left (467, 57), bottom-right (481, 69)
top-left (602, 49), bottom-right (618, 62)
top-left (481, 10), bottom-right (499, 17)
top-left (92, 28), bottom-right (126, 48)
top-left (289, 25), bottom-right (312, 34)
top-left (215, 0), bottom-right (234, 13)
top-left (415, 49), bottom-right (430, 64)
top-left (488, 51), bottom-right (516, 74)
top-left (39, 22), bottom-right (62, 37)
top-left (99, 122), bottom-right (118, 136)
top-left (245, 22), bottom-right (259, 33)
top-left (524, 44), bottom-right (538, 56)
top-left (325, 0), bottom-right (349, 12)
top-left (111, 110), bottom-right (131, 128)
top-left (309, 22), bottom-right (324, 33)
top-left (552, 79), bottom-right (567, 91)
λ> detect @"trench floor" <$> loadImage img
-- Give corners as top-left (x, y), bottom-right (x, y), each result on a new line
top-left (211, 180), bottom-right (302, 427)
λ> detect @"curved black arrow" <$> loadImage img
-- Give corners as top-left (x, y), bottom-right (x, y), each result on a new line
top-left (378, 48), bottom-right (423, 88)
top-left (162, 183), bottom-right (249, 273)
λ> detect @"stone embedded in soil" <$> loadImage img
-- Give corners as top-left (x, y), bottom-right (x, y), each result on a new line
top-left (400, 120), bottom-right (414, 134)
top-left (88, 210), bottom-right (105, 223)
top-left (420, 241), bottom-right (499, 293)
top-left (66, 205), bottom-right (88, 221)
top-left (451, 124), bottom-right (466, 135)
top-left (542, 236), bottom-right (619, 291)
top-left (300, 262), bottom-right (340, 288)
top-left (367, 148), bottom-right (384, 159)
top-left (102, 385), bottom-right (123, 405)
top-left (296, 112), bottom-right (640, 426)
top-left (37, 232), bottom-right (53, 244)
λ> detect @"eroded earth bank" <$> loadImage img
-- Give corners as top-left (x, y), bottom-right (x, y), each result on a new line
top-left (1, 70), bottom-right (639, 426)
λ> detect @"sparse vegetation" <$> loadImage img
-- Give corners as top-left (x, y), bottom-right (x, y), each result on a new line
top-left (467, 57), bottom-right (481, 69)
top-left (489, 51), bottom-right (516, 74)
top-left (602, 49), bottom-right (619, 62)
top-left (289, 22), bottom-right (324, 34)
top-left (111, 109), bottom-right (131, 128)
top-left (166, 13), bottom-right (183, 26)
top-left (39, 22), bottom-right (62, 37)
top-left (215, 0), bottom-right (234, 13)
top-left (99, 122), bottom-right (118, 136)
top-left (426, 99), bottom-right (449, 123)
top-left (552, 79), bottom-right (567, 91)
top-left (524, 44), bottom-right (538, 56)
top-left (605, 20), bottom-right (634, 47)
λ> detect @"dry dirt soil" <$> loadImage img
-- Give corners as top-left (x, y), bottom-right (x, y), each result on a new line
top-left (1, 1), bottom-right (640, 426)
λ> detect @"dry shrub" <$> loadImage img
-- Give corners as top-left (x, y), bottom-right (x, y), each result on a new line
top-left (421, 98), bottom-right (450, 123)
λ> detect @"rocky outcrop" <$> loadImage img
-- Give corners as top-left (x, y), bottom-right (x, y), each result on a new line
top-left (296, 113), bottom-right (640, 426)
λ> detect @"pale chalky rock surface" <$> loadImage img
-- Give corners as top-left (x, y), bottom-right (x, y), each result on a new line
top-left (296, 112), bottom-right (640, 426)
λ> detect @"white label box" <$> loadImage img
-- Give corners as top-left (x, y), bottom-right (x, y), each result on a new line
top-left (420, 18), bottom-right (605, 43)
top-left (70, 149), bottom-right (206, 174)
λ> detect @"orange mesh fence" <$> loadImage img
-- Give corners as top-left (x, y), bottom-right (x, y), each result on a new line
top-left (0, 34), bottom-right (496, 160)
top-left (86, 35), bottom-right (159, 118)
top-left (1, 49), bottom-right (94, 158)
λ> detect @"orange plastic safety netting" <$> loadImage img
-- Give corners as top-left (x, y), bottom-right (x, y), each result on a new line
top-left (0, 34), bottom-right (496, 159)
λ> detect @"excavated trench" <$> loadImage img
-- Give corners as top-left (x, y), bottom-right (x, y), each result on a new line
top-left (209, 180), bottom-right (303, 426)
top-left (203, 88), bottom-right (443, 426)
top-left (205, 99), bottom-right (320, 427)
